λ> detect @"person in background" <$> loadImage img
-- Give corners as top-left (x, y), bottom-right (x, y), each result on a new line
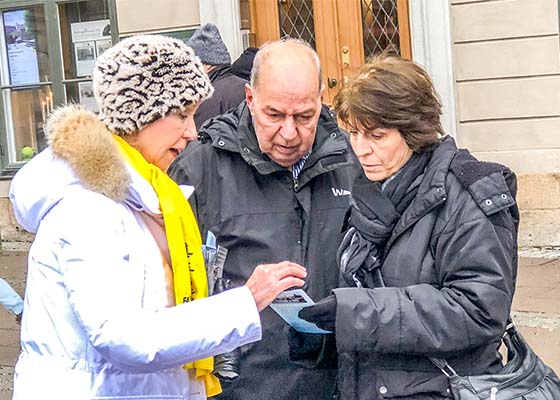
top-left (0, 277), bottom-right (23, 324)
top-left (168, 38), bottom-right (358, 400)
top-left (230, 46), bottom-right (258, 82)
top-left (8, 35), bottom-right (306, 400)
top-left (187, 23), bottom-right (247, 130)
top-left (297, 53), bottom-right (519, 399)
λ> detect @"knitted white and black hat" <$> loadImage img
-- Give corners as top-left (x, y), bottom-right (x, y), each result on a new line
top-left (93, 35), bottom-right (214, 135)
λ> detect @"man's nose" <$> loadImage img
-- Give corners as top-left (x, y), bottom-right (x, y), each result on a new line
top-left (279, 116), bottom-right (297, 140)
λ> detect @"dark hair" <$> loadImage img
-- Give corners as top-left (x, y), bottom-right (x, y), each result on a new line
top-left (334, 53), bottom-right (443, 151)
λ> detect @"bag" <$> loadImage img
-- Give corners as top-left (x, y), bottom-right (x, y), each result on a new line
top-left (430, 322), bottom-right (560, 400)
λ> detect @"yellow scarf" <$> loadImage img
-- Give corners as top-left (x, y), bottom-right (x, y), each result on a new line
top-left (114, 135), bottom-right (221, 396)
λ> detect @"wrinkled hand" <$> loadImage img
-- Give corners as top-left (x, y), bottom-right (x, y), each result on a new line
top-left (245, 261), bottom-right (307, 311)
top-left (298, 294), bottom-right (337, 332)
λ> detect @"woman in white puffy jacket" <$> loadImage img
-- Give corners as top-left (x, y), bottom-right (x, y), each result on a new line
top-left (8, 35), bottom-right (306, 400)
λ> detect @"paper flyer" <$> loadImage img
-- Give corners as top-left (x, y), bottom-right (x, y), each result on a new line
top-left (270, 289), bottom-right (331, 334)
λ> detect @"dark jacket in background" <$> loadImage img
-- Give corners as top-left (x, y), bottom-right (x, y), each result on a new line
top-left (231, 47), bottom-right (258, 81)
top-left (334, 136), bottom-right (519, 399)
top-left (194, 65), bottom-right (247, 130)
top-left (169, 102), bottom-right (358, 400)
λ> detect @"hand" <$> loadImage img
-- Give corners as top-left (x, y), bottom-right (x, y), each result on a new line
top-left (245, 261), bottom-right (307, 311)
top-left (298, 294), bottom-right (337, 332)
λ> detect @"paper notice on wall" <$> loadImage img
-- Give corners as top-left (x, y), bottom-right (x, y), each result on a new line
top-left (74, 41), bottom-right (96, 77)
top-left (78, 81), bottom-right (98, 112)
top-left (71, 19), bottom-right (110, 43)
top-left (71, 20), bottom-right (111, 77)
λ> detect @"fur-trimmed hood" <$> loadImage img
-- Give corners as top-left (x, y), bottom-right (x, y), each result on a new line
top-left (10, 105), bottom-right (161, 233)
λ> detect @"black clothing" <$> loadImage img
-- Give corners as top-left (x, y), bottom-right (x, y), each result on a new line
top-left (334, 136), bottom-right (519, 399)
top-left (299, 294), bottom-right (337, 332)
top-left (194, 64), bottom-right (247, 130)
top-left (231, 47), bottom-right (258, 81)
top-left (339, 151), bottom-right (432, 288)
top-left (168, 102), bottom-right (358, 400)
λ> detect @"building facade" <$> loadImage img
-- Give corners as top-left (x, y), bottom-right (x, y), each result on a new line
top-left (0, 0), bottom-right (558, 247)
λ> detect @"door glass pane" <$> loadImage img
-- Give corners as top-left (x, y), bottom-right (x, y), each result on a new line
top-left (0, 5), bottom-right (51, 163)
top-left (277, 0), bottom-right (316, 49)
top-left (59, 0), bottom-right (111, 80)
top-left (65, 81), bottom-right (98, 112)
top-left (1, 6), bottom-right (51, 85)
top-left (3, 87), bottom-right (51, 160)
top-left (361, 0), bottom-right (401, 58)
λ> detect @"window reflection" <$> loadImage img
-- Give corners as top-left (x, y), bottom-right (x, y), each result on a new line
top-left (59, 0), bottom-right (111, 80)
top-left (0, 5), bottom-right (50, 163)
top-left (3, 86), bottom-right (51, 161)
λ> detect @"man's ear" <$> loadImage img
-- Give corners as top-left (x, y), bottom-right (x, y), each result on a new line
top-left (245, 83), bottom-right (254, 108)
top-left (319, 83), bottom-right (325, 103)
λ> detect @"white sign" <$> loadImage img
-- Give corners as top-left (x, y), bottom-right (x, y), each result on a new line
top-left (3, 9), bottom-right (40, 85)
top-left (74, 41), bottom-right (96, 77)
top-left (70, 19), bottom-right (110, 43)
top-left (78, 81), bottom-right (98, 112)
top-left (70, 20), bottom-right (111, 77)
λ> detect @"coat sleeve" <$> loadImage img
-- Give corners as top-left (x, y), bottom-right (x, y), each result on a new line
top-left (334, 205), bottom-right (516, 356)
top-left (53, 191), bottom-right (261, 373)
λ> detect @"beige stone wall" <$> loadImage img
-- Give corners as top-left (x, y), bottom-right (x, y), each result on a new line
top-left (116, 0), bottom-right (200, 35)
top-left (450, 0), bottom-right (560, 247)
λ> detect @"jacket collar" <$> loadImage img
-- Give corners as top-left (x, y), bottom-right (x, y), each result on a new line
top-left (387, 136), bottom-right (456, 246)
top-left (207, 64), bottom-right (235, 82)
top-left (199, 101), bottom-right (355, 187)
top-left (46, 105), bottom-right (160, 213)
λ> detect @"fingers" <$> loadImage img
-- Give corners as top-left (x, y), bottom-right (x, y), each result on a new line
top-left (245, 261), bottom-right (307, 312)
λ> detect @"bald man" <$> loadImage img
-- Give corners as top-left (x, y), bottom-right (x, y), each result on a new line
top-left (169, 39), bottom-right (358, 400)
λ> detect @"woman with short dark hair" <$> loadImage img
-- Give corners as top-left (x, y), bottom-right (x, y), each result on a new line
top-left (297, 54), bottom-right (519, 399)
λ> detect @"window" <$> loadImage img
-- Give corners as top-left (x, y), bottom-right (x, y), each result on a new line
top-left (0, 5), bottom-right (51, 163)
top-left (58, 0), bottom-right (111, 113)
top-left (0, 0), bottom-right (117, 174)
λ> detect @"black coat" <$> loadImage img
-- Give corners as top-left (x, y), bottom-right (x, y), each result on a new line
top-left (333, 136), bottom-right (519, 399)
top-left (168, 102), bottom-right (359, 400)
top-left (194, 65), bottom-right (247, 130)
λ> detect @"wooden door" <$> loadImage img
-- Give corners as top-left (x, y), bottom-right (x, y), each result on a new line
top-left (248, 0), bottom-right (411, 104)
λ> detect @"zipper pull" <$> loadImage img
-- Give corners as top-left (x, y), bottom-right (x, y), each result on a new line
top-left (490, 387), bottom-right (498, 400)
top-left (293, 177), bottom-right (299, 190)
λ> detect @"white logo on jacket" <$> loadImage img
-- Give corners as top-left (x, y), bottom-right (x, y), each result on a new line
top-left (331, 188), bottom-right (351, 197)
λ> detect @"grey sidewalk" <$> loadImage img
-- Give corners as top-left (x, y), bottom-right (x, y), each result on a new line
top-left (1, 250), bottom-right (559, 399)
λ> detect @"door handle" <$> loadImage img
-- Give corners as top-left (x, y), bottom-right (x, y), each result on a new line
top-left (327, 77), bottom-right (338, 89)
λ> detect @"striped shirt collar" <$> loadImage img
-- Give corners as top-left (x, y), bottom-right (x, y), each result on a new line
top-left (292, 150), bottom-right (312, 179)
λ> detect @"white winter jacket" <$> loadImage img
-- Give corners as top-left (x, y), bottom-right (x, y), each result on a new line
top-left (9, 107), bottom-right (262, 399)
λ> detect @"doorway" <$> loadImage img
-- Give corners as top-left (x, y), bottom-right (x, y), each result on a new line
top-left (247, 0), bottom-right (411, 104)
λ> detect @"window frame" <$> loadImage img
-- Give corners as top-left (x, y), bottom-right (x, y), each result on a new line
top-left (0, 0), bottom-right (118, 175)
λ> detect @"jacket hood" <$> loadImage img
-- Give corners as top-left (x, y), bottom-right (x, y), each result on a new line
top-left (9, 106), bottom-right (141, 233)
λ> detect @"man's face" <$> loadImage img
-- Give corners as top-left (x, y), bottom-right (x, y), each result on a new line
top-left (246, 61), bottom-right (322, 168)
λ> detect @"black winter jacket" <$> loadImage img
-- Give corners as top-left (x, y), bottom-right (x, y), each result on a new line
top-left (168, 102), bottom-right (358, 400)
top-left (333, 136), bottom-right (519, 399)
top-left (194, 65), bottom-right (247, 130)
